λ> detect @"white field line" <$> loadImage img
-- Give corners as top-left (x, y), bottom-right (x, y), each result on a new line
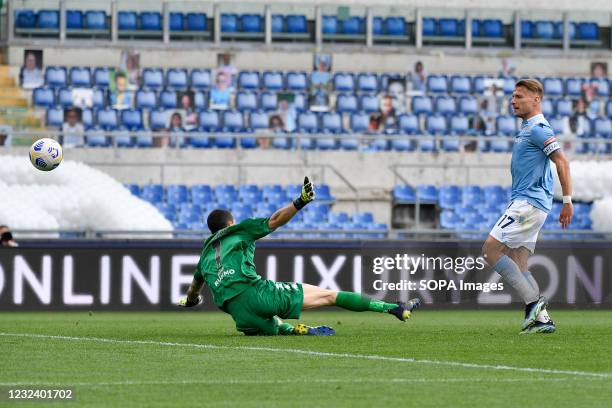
top-left (1, 332), bottom-right (611, 380)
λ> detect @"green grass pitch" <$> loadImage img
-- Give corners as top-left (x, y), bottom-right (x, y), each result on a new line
top-left (1, 310), bottom-right (611, 407)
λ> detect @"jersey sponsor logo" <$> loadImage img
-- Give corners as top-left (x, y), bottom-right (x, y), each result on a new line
top-left (543, 141), bottom-right (561, 156)
top-left (214, 268), bottom-right (235, 287)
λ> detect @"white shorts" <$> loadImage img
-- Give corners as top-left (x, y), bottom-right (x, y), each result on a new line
top-left (489, 200), bottom-right (548, 253)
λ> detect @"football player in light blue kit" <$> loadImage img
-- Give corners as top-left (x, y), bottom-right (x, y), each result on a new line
top-left (482, 79), bottom-right (573, 334)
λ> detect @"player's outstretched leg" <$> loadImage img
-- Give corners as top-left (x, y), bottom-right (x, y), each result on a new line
top-left (302, 284), bottom-right (420, 322)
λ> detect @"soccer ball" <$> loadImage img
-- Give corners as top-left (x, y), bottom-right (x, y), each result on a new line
top-left (29, 138), bottom-right (63, 171)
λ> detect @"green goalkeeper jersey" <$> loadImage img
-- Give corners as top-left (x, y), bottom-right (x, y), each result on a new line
top-left (195, 217), bottom-right (272, 308)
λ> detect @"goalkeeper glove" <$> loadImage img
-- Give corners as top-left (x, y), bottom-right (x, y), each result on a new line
top-left (178, 295), bottom-right (203, 308)
top-left (293, 177), bottom-right (315, 210)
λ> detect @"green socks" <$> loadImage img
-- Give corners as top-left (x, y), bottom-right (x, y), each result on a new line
top-left (335, 291), bottom-right (397, 313)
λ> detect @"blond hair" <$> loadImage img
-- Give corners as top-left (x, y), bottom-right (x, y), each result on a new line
top-left (515, 79), bottom-right (544, 99)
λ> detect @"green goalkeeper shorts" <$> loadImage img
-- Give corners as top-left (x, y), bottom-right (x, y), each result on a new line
top-left (223, 280), bottom-right (303, 336)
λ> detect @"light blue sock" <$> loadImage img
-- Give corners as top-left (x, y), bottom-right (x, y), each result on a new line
top-left (494, 255), bottom-right (539, 304)
top-left (522, 271), bottom-right (540, 295)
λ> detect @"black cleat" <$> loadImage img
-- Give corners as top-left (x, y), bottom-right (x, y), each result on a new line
top-left (388, 298), bottom-right (421, 322)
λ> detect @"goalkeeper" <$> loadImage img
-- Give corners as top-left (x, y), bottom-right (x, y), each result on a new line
top-left (179, 177), bottom-right (420, 336)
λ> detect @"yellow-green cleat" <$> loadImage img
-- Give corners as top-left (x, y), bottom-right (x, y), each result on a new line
top-left (293, 323), bottom-right (335, 336)
top-left (388, 298), bottom-right (421, 322)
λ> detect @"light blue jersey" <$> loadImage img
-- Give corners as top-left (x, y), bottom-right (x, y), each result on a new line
top-left (510, 114), bottom-right (561, 213)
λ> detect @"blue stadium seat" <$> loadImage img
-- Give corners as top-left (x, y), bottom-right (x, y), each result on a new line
top-left (543, 77), bottom-right (563, 96)
top-left (81, 108), bottom-right (93, 128)
top-left (248, 111), bottom-right (269, 130)
top-left (142, 68), bottom-right (164, 90)
top-left (286, 71), bottom-right (308, 90)
top-left (357, 73), bottom-right (378, 93)
top-left (186, 13), bottom-right (207, 31)
top-left (435, 96), bottom-right (456, 115)
top-left (236, 91), bottom-right (258, 111)
top-left (437, 18), bottom-right (459, 37)
top-left (591, 78), bottom-right (609, 97)
top-left (96, 108), bottom-right (119, 131)
top-left (118, 11), bottom-right (137, 30)
top-left (198, 110), bottom-right (220, 131)
top-left (372, 17), bottom-right (383, 35)
top-left (553, 22), bottom-right (576, 39)
top-left (84, 127), bottom-right (108, 147)
top-left (37, 10), bottom-right (59, 29)
top-left (393, 185), bottom-right (416, 202)
top-left (121, 109), bottom-right (143, 130)
top-left (85, 11), bottom-right (107, 29)
top-left (440, 211), bottom-right (461, 229)
top-left (92, 88), bottom-right (106, 109)
top-left (58, 88), bottom-right (72, 107)
top-left (166, 69), bottom-right (188, 91)
top-left (450, 76), bottom-right (471, 94)
top-left (193, 91), bottom-right (207, 110)
top-left (160, 90), bottom-right (177, 109)
top-left (222, 110), bottom-right (244, 132)
top-left (135, 90), bottom-right (157, 109)
top-left (422, 18), bottom-right (436, 36)
top-left (496, 116), bottom-right (517, 135)
top-left (69, 67), bottom-right (91, 87)
top-left (169, 12), bottom-right (183, 31)
top-left (535, 21), bottom-right (554, 39)
top-left (66, 10), bottom-right (83, 29)
top-left (33, 87), bottom-right (55, 107)
top-left (412, 96), bottom-right (433, 115)
top-left (426, 114), bottom-right (447, 134)
top-left (353, 212), bottom-right (374, 225)
top-left (140, 12), bottom-right (162, 31)
top-left (606, 100), bottom-right (612, 118)
top-left (342, 17), bottom-right (364, 34)
top-left (15, 10), bottom-right (36, 28)
top-left (427, 75), bottom-right (448, 93)
top-left (191, 69), bottom-right (211, 90)
top-left (417, 184), bottom-right (438, 202)
top-left (333, 73), bottom-right (355, 92)
top-left (385, 17), bottom-right (406, 36)
top-left (593, 118), bottom-right (611, 138)
top-left (271, 14), bottom-right (284, 33)
top-left (286, 15), bottom-right (307, 33)
top-left (322, 16), bottom-right (338, 34)
top-left (262, 71), bottom-right (284, 90)
top-left (521, 21), bottom-right (533, 38)
top-left (189, 128), bottom-right (211, 148)
top-left (450, 115), bottom-right (469, 134)
top-left (321, 112), bottom-right (343, 133)
top-left (297, 112), bottom-right (319, 133)
top-left (93, 67), bottom-right (112, 88)
top-left (46, 106), bottom-right (64, 128)
top-left (149, 109), bottom-right (168, 130)
top-left (45, 66), bottom-right (67, 88)
top-left (336, 94), bottom-right (358, 113)
top-left (565, 78), bottom-right (583, 97)
top-left (259, 92), bottom-right (278, 111)
top-left (398, 114), bottom-right (420, 134)
top-left (541, 99), bottom-right (554, 117)
top-left (358, 95), bottom-right (378, 113)
top-left (238, 71), bottom-right (260, 89)
top-left (292, 93), bottom-right (308, 112)
top-left (501, 76), bottom-right (518, 95)
top-left (577, 22), bottom-right (598, 40)
top-left (350, 112), bottom-right (369, 133)
top-left (241, 14), bottom-right (263, 32)
top-left (555, 99), bottom-right (572, 117)
top-left (458, 96), bottom-right (478, 115)
top-left (221, 14), bottom-right (238, 32)
top-left (472, 76), bottom-right (490, 94)
top-left (482, 19), bottom-right (503, 37)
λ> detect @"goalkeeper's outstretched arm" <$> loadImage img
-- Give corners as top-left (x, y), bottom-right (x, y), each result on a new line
top-left (268, 177), bottom-right (316, 230)
top-left (178, 276), bottom-right (204, 307)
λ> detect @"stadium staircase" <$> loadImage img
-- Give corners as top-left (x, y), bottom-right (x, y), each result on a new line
top-left (0, 59), bottom-right (43, 141)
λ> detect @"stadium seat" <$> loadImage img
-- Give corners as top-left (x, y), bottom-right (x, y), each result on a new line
top-left (450, 115), bottom-right (469, 134)
top-left (121, 109), bottom-right (143, 130)
top-left (238, 71), bottom-right (260, 89)
top-left (350, 112), bottom-right (369, 133)
top-left (221, 14), bottom-right (238, 32)
top-left (606, 100), bottom-right (612, 118)
top-left (169, 12), bottom-right (184, 31)
top-left (543, 77), bottom-right (564, 96)
top-left (118, 11), bottom-right (137, 30)
top-left (398, 114), bottom-right (420, 134)
top-left (135, 90), bottom-right (157, 109)
top-left (427, 75), bottom-right (448, 93)
top-left (385, 17), bottom-right (406, 36)
top-left (84, 11), bottom-right (107, 30)
top-left (92, 88), bottom-right (106, 109)
top-left (241, 14), bottom-right (263, 32)
top-left (69, 67), bottom-right (91, 87)
top-left (58, 88), bottom-right (72, 107)
top-left (259, 92), bottom-right (278, 111)
top-left (440, 211), bottom-right (461, 229)
top-left (286, 71), bottom-right (308, 91)
top-left (33, 88), bottom-right (55, 107)
top-left (458, 96), bottom-right (478, 115)
top-left (565, 78), bottom-right (583, 97)
top-left (45, 66), bottom-right (67, 88)
top-left (535, 21), bottom-right (554, 39)
top-left (435, 96), bottom-right (456, 115)
top-left (496, 116), bottom-right (517, 135)
top-left (142, 68), bottom-right (164, 90)
top-left (297, 111), bottom-right (319, 138)
top-left (222, 110), bottom-right (244, 132)
top-left (271, 14), bottom-right (284, 33)
top-left (149, 109), bottom-right (168, 130)
top-left (322, 16), bottom-right (338, 34)
top-left (97, 108), bottom-right (119, 130)
top-left (286, 15), bottom-right (307, 33)
top-left (593, 118), bottom-right (611, 138)
top-left (321, 112), bottom-right (343, 134)
top-left (193, 91), bottom-right (207, 110)
top-left (84, 127), bottom-right (108, 147)
top-left (541, 99), bottom-right (554, 117)
top-left (555, 99), bottom-right (573, 116)
top-left (417, 184), bottom-right (438, 203)
top-left (37, 9), bottom-right (59, 29)
top-left (248, 111), bottom-right (269, 130)
top-left (482, 19), bottom-right (503, 37)
top-left (450, 76), bottom-right (471, 94)
top-left (502, 76), bottom-right (517, 95)
top-left (336, 94), bottom-right (358, 113)
top-left (166, 69), bottom-right (188, 91)
top-left (140, 12), bottom-right (162, 31)
top-left (262, 71), bottom-right (284, 90)
top-left (198, 110), bottom-right (221, 131)
top-left (191, 69), bottom-right (211, 90)
top-left (93, 68), bottom-right (112, 89)
top-left (81, 108), bottom-right (93, 128)
top-left (426, 114), bottom-right (447, 134)
top-left (357, 73), bottom-right (378, 93)
top-left (548, 116), bottom-right (566, 135)
top-left (591, 78), bottom-right (609, 97)
top-left (189, 128), bottom-right (211, 148)
top-left (333, 73), bottom-right (355, 92)
top-left (393, 185), bottom-right (416, 202)
top-left (554, 22), bottom-right (576, 40)
top-left (438, 18), bottom-right (459, 37)
top-left (160, 90), bottom-right (178, 109)
top-left (577, 22), bottom-right (598, 40)
top-left (46, 106), bottom-right (64, 128)
top-left (412, 96), bottom-right (433, 115)
top-left (186, 13), bottom-right (208, 31)
top-left (15, 10), bottom-right (36, 29)
top-left (236, 91), bottom-right (258, 111)
top-left (422, 18), bottom-right (436, 36)
top-left (521, 21), bottom-right (533, 38)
